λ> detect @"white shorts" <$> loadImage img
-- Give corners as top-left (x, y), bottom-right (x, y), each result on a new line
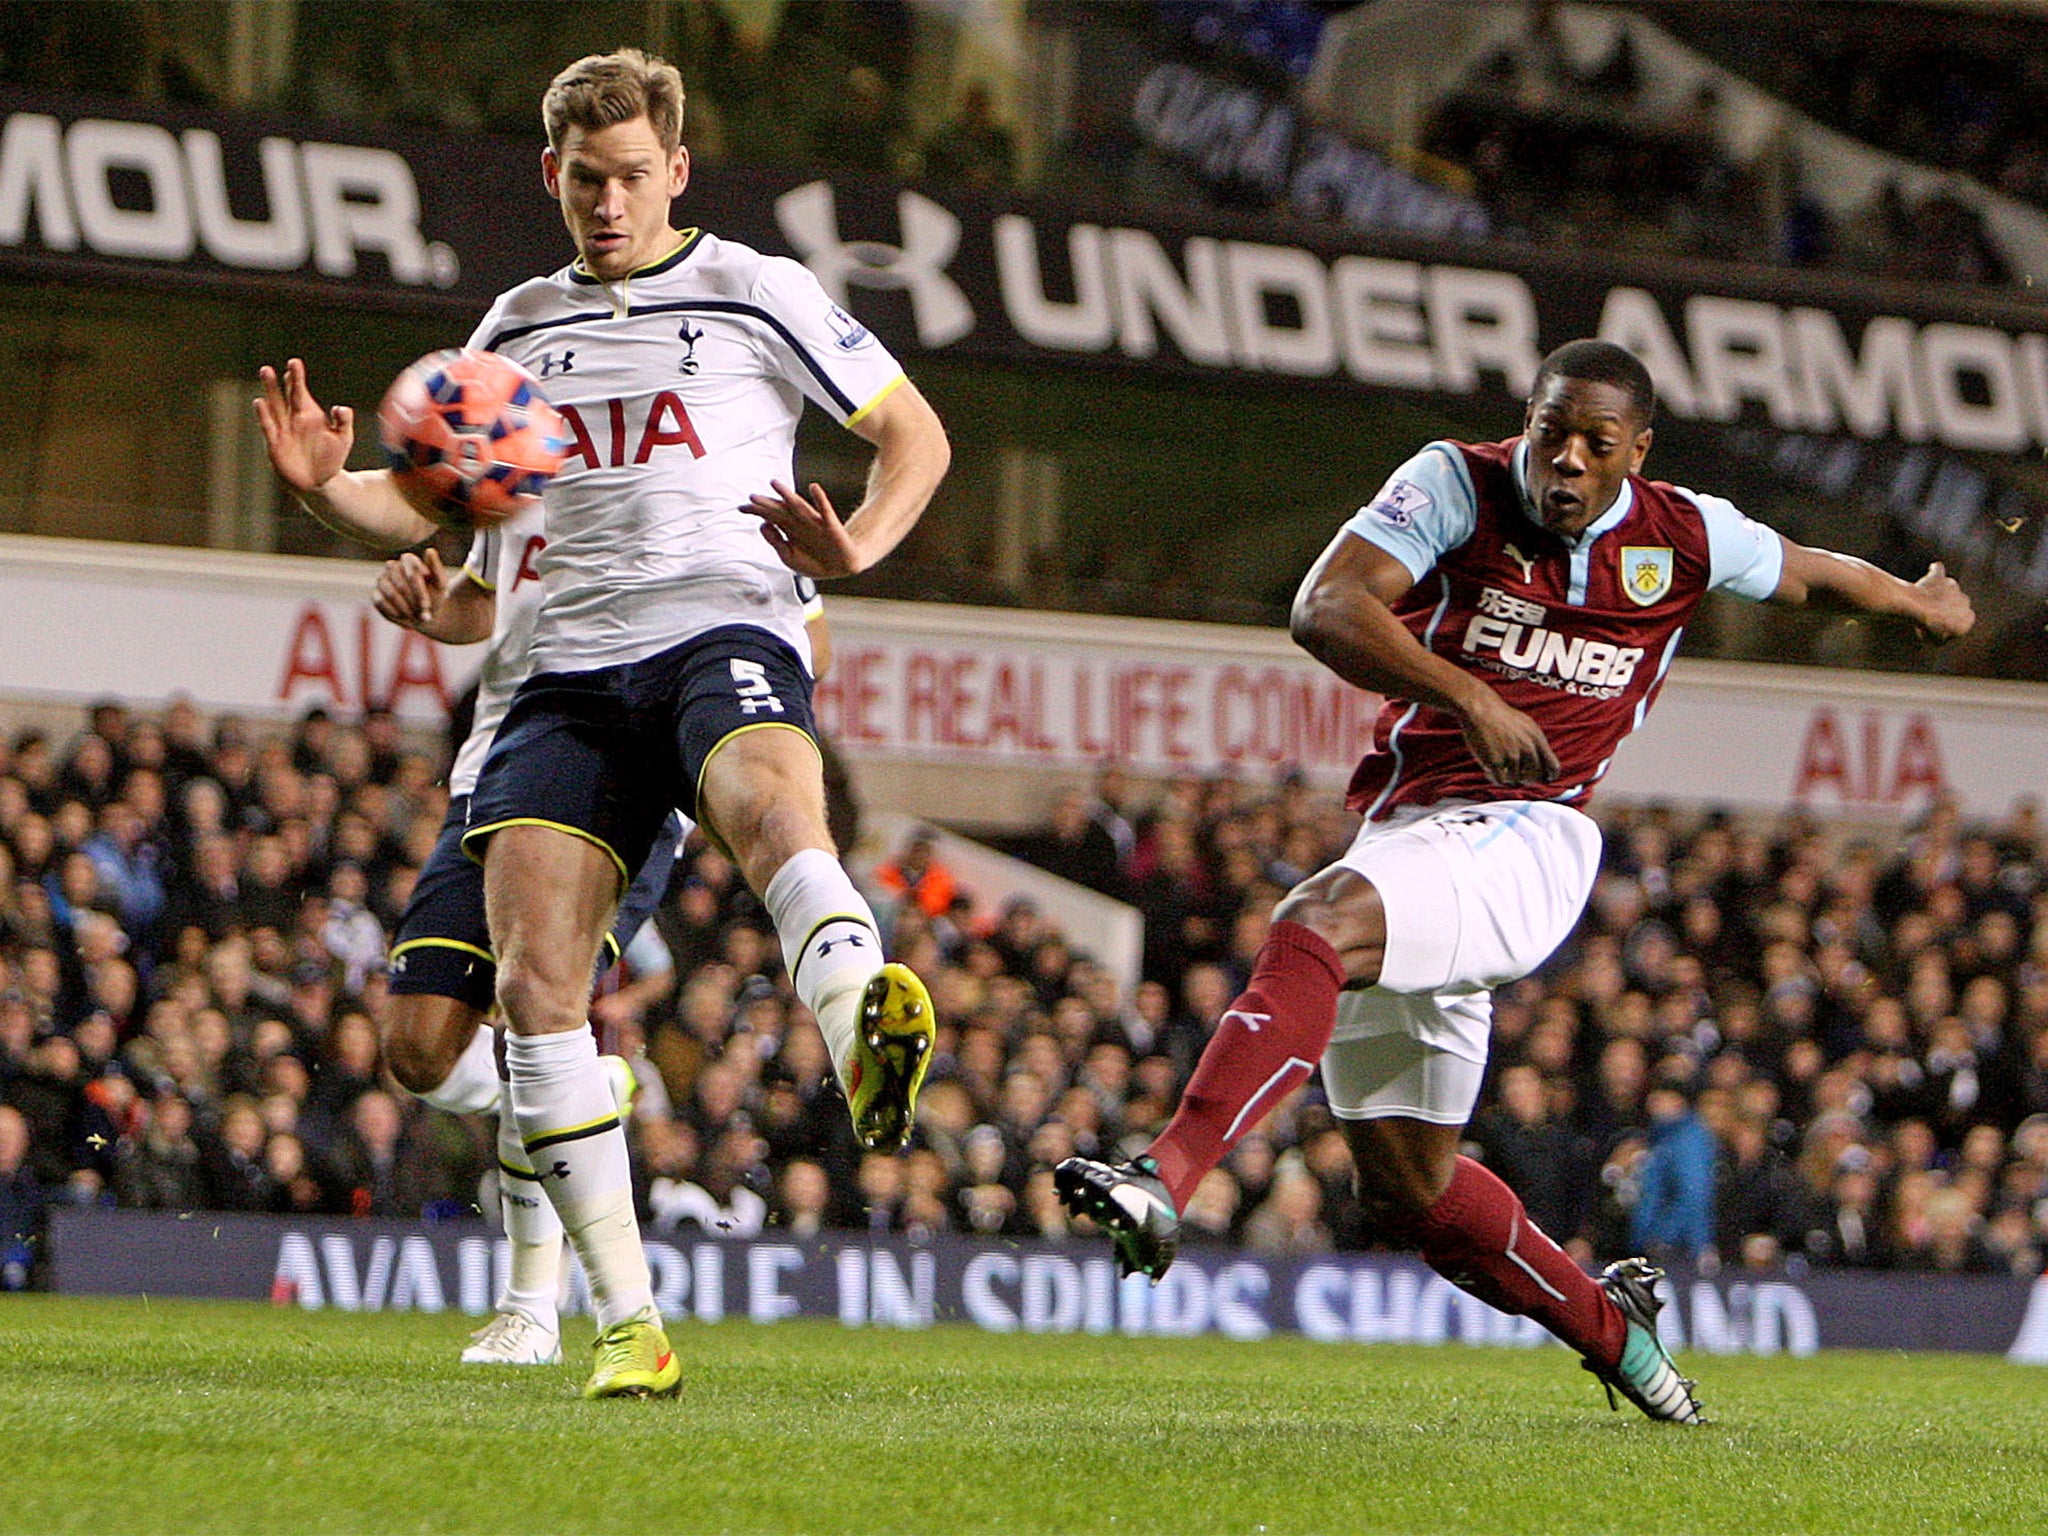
top-left (1319, 800), bottom-right (1601, 1123)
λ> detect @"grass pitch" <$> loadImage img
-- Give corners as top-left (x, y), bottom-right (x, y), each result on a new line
top-left (5, 1296), bottom-right (2048, 1534)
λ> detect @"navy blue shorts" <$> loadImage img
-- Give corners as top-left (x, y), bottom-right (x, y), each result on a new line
top-left (462, 625), bottom-right (816, 880)
top-left (390, 794), bottom-right (682, 1010)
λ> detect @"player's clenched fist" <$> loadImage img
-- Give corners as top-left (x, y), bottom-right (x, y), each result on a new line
top-left (1457, 689), bottom-right (1561, 787)
top-left (1912, 561), bottom-right (1975, 643)
top-left (374, 548), bottom-right (447, 630)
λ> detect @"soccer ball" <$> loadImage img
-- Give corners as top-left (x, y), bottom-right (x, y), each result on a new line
top-left (377, 348), bottom-right (570, 530)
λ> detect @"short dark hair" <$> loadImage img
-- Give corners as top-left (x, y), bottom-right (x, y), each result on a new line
top-left (1530, 339), bottom-right (1656, 427)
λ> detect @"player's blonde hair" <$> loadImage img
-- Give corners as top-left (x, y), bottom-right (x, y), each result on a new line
top-left (542, 48), bottom-right (685, 153)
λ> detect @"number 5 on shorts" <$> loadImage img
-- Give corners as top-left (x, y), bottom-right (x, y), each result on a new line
top-left (731, 658), bottom-right (784, 715)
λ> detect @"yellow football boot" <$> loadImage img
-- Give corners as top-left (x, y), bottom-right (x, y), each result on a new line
top-left (844, 962), bottom-right (935, 1152)
top-left (581, 1308), bottom-right (682, 1400)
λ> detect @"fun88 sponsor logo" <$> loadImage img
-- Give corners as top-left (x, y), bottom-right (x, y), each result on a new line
top-left (1462, 589), bottom-right (1644, 697)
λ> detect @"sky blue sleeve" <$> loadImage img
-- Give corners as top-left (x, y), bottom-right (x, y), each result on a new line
top-left (1338, 443), bottom-right (1478, 582)
top-left (1679, 487), bottom-right (1785, 602)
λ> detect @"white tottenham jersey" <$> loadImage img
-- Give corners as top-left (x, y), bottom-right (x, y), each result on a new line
top-left (447, 501), bottom-right (548, 797)
top-left (442, 504), bottom-right (824, 798)
top-left (466, 228), bottom-right (906, 674)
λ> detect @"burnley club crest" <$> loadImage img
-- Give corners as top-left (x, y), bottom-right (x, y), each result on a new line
top-left (1622, 548), bottom-right (1671, 606)
top-left (1621, 546), bottom-right (1674, 607)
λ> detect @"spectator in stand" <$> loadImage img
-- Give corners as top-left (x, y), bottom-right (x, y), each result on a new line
top-left (1240, 1154), bottom-right (1333, 1257)
top-left (1017, 788), bottom-right (1124, 897)
top-left (1471, 1064), bottom-right (1594, 1251)
top-left (873, 829), bottom-right (959, 921)
top-left (810, 65), bottom-right (913, 181)
top-left (921, 81), bottom-right (1016, 190)
top-left (115, 1090), bottom-right (207, 1211)
top-left (775, 1158), bottom-right (831, 1239)
top-left (202, 1096), bottom-right (277, 1213)
top-left (1629, 1085), bottom-right (1717, 1263)
top-left (1714, 1113), bottom-right (1809, 1268)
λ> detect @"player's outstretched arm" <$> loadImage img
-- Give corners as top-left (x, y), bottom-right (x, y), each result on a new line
top-left (748, 380), bottom-right (950, 578)
top-left (372, 548), bottom-right (493, 645)
top-left (254, 358), bottom-right (435, 553)
top-left (1293, 531), bottom-right (1560, 786)
top-left (1769, 540), bottom-right (1975, 641)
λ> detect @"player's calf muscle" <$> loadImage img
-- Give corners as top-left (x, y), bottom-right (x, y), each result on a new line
top-left (380, 995), bottom-right (484, 1092)
top-left (1343, 1118), bottom-right (1459, 1218)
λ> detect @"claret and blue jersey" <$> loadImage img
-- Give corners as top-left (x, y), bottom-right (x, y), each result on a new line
top-left (1342, 436), bottom-right (1785, 818)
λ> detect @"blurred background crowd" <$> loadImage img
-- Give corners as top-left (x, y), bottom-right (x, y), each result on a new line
top-left (6, 695), bottom-right (2046, 1291)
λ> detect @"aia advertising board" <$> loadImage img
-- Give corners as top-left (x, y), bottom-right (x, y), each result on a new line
top-left (5, 535), bottom-right (2047, 813)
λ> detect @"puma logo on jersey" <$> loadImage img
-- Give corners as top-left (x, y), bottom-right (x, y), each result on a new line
top-left (1222, 1009), bottom-right (1271, 1033)
top-left (1502, 542), bottom-right (1538, 583)
top-left (1462, 613), bottom-right (1645, 689)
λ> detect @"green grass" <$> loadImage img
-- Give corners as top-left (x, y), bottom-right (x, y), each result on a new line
top-left (6, 1297), bottom-right (2048, 1535)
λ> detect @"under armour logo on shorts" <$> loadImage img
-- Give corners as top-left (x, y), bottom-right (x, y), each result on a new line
top-left (818, 932), bottom-right (868, 959)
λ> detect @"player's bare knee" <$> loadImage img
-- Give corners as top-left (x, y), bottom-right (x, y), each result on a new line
top-left (716, 788), bottom-right (830, 893)
top-left (381, 1025), bottom-right (455, 1096)
top-left (493, 952), bottom-right (584, 1037)
top-left (1356, 1159), bottom-right (1438, 1215)
top-left (1273, 867), bottom-right (1386, 981)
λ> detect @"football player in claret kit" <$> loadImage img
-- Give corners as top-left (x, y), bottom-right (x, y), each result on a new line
top-left (1058, 339), bottom-right (1974, 1423)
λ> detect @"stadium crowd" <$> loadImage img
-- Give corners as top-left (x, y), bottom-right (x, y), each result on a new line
top-left (1654, 2), bottom-right (2048, 219)
top-left (5, 694), bottom-right (2048, 1291)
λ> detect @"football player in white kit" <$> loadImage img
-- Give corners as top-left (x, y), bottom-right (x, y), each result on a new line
top-left (275, 48), bottom-right (951, 1398)
top-left (257, 374), bottom-right (748, 1367)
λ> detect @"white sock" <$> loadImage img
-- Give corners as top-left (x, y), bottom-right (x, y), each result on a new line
top-left (505, 1026), bottom-right (652, 1330)
top-left (495, 1089), bottom-right (564, 1329)
top-left (762, 848), bottom-right (884, 1084)
top-left (416, 1025), bottom-right (501, 1116)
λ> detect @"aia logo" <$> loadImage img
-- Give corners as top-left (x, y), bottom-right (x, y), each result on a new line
top-left (535, 350), bottom-right (575, 378)
top-left (510, 535), bottom-right (545, 591)
top-left (677, 321), bottom-right (704, 374)
top-left (558, 393), bottom-right (706, 470)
